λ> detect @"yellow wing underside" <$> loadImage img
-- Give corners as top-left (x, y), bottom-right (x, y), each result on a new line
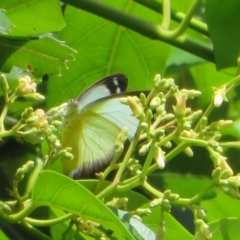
top-left (62, 110), bottom-right (121, 177)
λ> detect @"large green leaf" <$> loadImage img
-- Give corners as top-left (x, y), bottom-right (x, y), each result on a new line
top-left (0, 0), bottom-right (65, 36)
top-left (205, 0), bottom-right (240, 70)
top-left (47, 0), bottom-right (170, 107)
top-left (0, 36), bottom-right (76, 77)
top-left (149, 172), bottom-right (216, 200)
top-left (201, 189), bottom-right (240, 221)
top-left (32, 170), bottom-right (135, 240)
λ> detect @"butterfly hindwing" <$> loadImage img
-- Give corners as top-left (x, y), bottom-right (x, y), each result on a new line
top-left (62, 109), bottom-right (122, 178)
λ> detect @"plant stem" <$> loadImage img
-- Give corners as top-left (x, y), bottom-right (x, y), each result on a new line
top-left (161, 0), bottom-right (171, 29)
top-left (25, 213), bottom-right (74, 226)
top-left (190, 182), bottom-right (215, 204)
top-left (134, 0), bottom-right (209, 36)
top-left (20, 220), bottom-right (52, 240)
top-left (63, 0), bottom-right (214, 62)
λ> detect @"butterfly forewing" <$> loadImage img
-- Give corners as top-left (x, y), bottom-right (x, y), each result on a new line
top-left (77, 73), bottom-right (128, 110)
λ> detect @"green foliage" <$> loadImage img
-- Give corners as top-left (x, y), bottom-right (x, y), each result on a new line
top-left (1, 0), bottom-right (240, 239)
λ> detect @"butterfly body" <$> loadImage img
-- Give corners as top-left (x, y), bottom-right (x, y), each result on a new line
top-left (61, 74), bottom-right (139, 178)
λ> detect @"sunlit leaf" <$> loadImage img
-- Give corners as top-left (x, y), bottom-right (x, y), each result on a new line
top-left (0, 0), bottom-right (65, 36)
top-left (0, 36), bottom-right (76, 77)
top-left (32, 170), bottom-right (135, 240)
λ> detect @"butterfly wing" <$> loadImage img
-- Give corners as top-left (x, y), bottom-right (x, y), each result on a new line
top-left (77, 73), bottom-right (128, 109)
top-left (87, 95), bottom-right (139, 139)
top-left (62, 74), bottom-right (139, 178)
top-left (62, 107), bottom-right (122, 178)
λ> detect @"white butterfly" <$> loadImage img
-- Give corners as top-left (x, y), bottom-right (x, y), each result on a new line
top-left (61, 73), bottom-right (139, 178)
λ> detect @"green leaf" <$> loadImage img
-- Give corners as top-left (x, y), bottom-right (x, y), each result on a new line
top-left (0, 229), bottom-right (9, 240)
top-left (205, 0), bottom-right (240, 70)
top-left (0, 36), bottom-right (76, 77)
top-left (0, 9), bottom-right (12, 35)
top-left (143, 208), bottom-right (193, 240)
top-left (150, 172), bottom-right (216, 200)
top-left (117, 209), bottom-right (155, 240)
top-left (47, 0), bottom-right (170, 107)
top-left (201, 189), bottom-right (240, 221)
top-left (0, 0), bottom-right (65, 36)
top-left (32, 170), bottom-right (135, 240)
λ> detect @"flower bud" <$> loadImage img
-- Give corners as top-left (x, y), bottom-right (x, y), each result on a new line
top-left (28, 109), bottom-right (48, 129)
top-left (195, 219), bottom-right (212, 239)
top-left (0, 74), bottom-right (9, 93)
top-left (185, 110), bottom-right (202, 122)
top-left (21, 107), bottom-right (34, 120)
top-left (213, 85), bottom-right (228, 107)
top-left (222, 186), bottom-right (240, 199)
top-left (150, 96), bottom-right (161, 109)
top-left (15, 75), bottom-right (37, 96)
top-left (106, 197), bottom-right (128, 209)
top-left (129, 164), bottom-right (142, 176)
top-left (183, 147), bottom-right (194, 157)
top-left (23, 93), bottom-right (45, 101)
top-left (156, 104), bottom-right (166, 115)
top-left (154, 147), bottom-right (165, 169)
top-left (180, 89), bottom-right (202, 99)
top-left (150, 198), bottom-right (162, 207)
top-left (174, 91), bottom-right (187, 118)
top-left (140, 122), bottom-right (148, 131)
top-left (127, 96), bottom-right (144, 120)
top-left (140, 92), bottom-right (147, 106)
top-left (209, 120), bottom-right (233, 131)
top-left (146, 109), bottom-right (153, 122)
top-left (135, 208), bottom-right (151, 216)
top-left (139, 143), bottom-right (150, 156)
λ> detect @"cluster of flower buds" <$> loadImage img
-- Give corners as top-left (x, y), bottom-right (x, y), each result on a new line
top-left (26, 109), bottom-right (48, 129)
top-left (76, 217), bottom-right (100, 235)
top-left (14, 161), bottom-right (34, 182)
top-left (194, 219), bottom-right (212, 240)
top-left (15, 75), bottom-right (37, 96)
top-left (127, 158), bottom-right (142, 176)
top-left (106, 197), bottom-right (128, 209)
top-left (150, 190), bottom-right (179, 210)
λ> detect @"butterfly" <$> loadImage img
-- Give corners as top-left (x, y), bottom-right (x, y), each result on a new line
top-left (61, 73), bottom-right (139, 179)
